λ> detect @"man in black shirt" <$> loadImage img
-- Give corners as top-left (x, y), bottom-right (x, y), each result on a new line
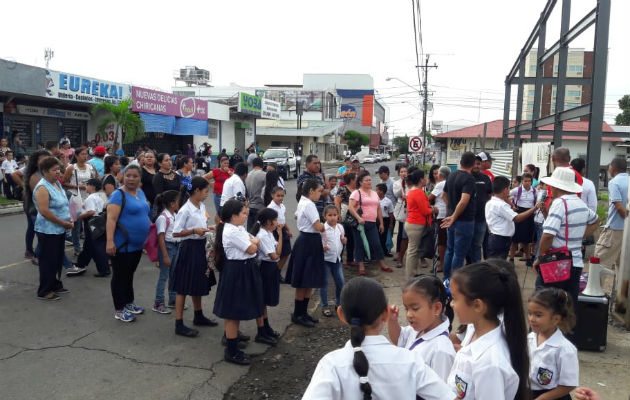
top-left (229, 148), bottom-right (244, 168)
top-left (441, 151), bottom-right (477, 278)
top-left (466, 156), bottom-right (492, 263)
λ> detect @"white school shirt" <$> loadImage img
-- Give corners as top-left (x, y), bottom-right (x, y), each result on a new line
top-left (431, 180), bottom-right (447, 219)
top-left (379, 197), bottom-right (394, 218)
top-left (485, 197), bottom-right (518, 237)
top-left (580, 177), bottom-right (598, 213)
top-left (397, 316), bottom-right (456, 382)
top-left (220, 174), bottom-right (246, 206)
top-left (156, 209), bottom-right (177, 243)
top-left (528, 329), bottom-right (579, 391)
top-left (256, 228), bottom-right (278, 262)
top-left (303, 335), bottom-right (455, 400)
top-left (1, 159), bottom-right (18, 175)
top-left (222, 223), bottom-right (256, 260)
top-left (297, 196), bottom-right (320, 233)
top-left (172, 200), bottom-right (208, 240)
top-left (83, 192), bottom-right (105, 214)
top-left (268, 201), bottom-right (286, 224)
top-left (323, 222), bottom-right (344, 263)
top-left (447, 325), bottom-right (518, 400)
top-left (510, 185), bottom-right (536, 208)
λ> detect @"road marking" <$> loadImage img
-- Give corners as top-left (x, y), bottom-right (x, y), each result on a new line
top-left (0, 260), bottom-right (29, 271)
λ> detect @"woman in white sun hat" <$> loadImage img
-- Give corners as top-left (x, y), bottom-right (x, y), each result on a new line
top-left (533, 167), bottom-right (600, 308)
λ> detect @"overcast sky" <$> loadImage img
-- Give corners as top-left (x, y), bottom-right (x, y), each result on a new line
top-left (4, 0), bottom-right (629, 136)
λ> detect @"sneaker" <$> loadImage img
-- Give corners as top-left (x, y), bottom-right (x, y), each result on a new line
top-left (125, 302), bottom-right (144, 315)
top-left (54, 288), bottom-right (70, 294)
top-left (224, 349), bottom-right (251, 365)
top-left (38, 292), bottom-right (60, 301)
top-left (66, 265), bottom-right (86, 277)
top-left (65, 240), bottom-right (74, 247)
top-left (115, 308), bottom-right (135, 322)
top-left (152, 303), bottom-right (171, 314)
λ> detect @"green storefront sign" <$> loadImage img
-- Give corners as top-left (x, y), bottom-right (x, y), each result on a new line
top-left (238, 92), bottom-right (262, 116)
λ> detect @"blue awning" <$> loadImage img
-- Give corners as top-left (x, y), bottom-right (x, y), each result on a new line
top-left (174, 117), bottom-right (208, 136)
top-left (139, 113), bottom-right (208, 136)
top-left (139, 113), bottom-right (175, 133)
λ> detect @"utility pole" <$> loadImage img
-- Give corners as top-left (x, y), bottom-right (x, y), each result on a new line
top-left (418, 54), bottom-right (437, 166)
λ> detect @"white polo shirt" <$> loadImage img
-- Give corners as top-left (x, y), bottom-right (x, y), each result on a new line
top-left (447, 325), bottom-right (519, 400)
top-left (485, 196), bottom-right (518, 237)
top-left (297, 196), bottom-right (320, 233)
top-left (222, 223), bottom-right (256, 260)
top-left (323, 222), bottom-right (345, 263)
top-left (220, 174), bottom-right (246, 206)
top-left (510, 185), bottom-right (536, 208)
top-left (303, 335), bottom-right (455, 400)
top-left (379, 197), bottom-right (394, 218)
top-left (397, 316), bottom-right (456, 381)
top-left (256, 228), bottom-right (278, 262)
top-left (172, 201), bottom-right (208, 240)
top-left (528, 329), bottom-right (578, 391)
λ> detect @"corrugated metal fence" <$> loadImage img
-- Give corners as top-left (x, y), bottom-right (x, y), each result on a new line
top-left (489, 150), bottom-right (517, 179)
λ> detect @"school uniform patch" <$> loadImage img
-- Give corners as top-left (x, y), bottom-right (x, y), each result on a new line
top-left (455, 375), bottom-right (468, 399)
top-left (536, 367), bottom-right (553, 385)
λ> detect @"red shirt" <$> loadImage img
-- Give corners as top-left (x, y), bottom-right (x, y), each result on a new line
top-left (406, 189), bottom-right (433, 225)
top-left (212, 168), bottom-right (233, 194)
top-left (481, 169), bottom-right (495, 182)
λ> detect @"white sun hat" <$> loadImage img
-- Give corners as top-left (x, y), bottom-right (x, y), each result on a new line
top-left (540, 167), bottom-right (582, 193)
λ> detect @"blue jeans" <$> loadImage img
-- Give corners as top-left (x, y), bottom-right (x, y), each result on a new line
top-left (534, 222), bottom-right (544, 258)
top-left (443, 220), bottom-right (475, 279)
top-left (466, 221), bottom-right (487, 264)
top-left (155, 241), bottom-right (179, 305)
top-left (71, 219), bottom-right (82, 253)
top-left (213, 193), bottom-right (222, 214)
top-left (319, 260), bottom-right (344, 308)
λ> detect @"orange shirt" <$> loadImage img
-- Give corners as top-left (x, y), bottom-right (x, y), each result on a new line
top-left (406, 189), bottom-right (433, 225)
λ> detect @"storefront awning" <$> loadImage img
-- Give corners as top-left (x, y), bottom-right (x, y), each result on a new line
top-left (139, 112), bottom-right (208, 136)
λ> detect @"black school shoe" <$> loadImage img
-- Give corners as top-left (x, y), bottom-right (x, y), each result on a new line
top-left (305, 313), bottom-right (319, 324)
top-left (254, 333), bottom-right (278, 346)
top-left (175, 324), bottom-right (199, 338)
top-left (291, 314), bottom-right (315, 328)
top-left (237, 330), bottom-right (251, 341)
top-left (221, 335), bottom-right (248, 349)
top-left (193, 315), bottom-right (219, 327)
top-left (224, 349), bottom-right (251, 366)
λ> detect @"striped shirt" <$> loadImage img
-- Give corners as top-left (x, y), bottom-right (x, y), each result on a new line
top-left (542, 194), bottom-right (598, 268)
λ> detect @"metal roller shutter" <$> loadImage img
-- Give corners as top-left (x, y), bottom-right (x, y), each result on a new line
top-left (40, 117), bottom-right (60, 144)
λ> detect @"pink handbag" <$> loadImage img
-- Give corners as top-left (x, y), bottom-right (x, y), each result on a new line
top-left (539, 199), bottom-right (572, 284)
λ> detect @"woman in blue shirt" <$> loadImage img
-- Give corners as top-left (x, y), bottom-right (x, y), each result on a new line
top-left (33, 156), bottom-right (74, 301)
top-left (106, 165), bottom-right (151, 322)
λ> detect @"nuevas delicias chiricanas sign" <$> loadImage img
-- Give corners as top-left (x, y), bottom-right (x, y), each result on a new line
top-left (131, 86), bottom-right (208, 120)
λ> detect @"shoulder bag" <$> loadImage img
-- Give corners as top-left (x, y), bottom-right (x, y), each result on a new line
top-left (344, 190), bottom-right (363, 229)
top-left (68, 165), bottom-right (83, 221)
top-left (88, 189), bottom-right (129, 252)
top-left (538, 198), bottom-right (572, 284)
top-left (393, 185), bottom-right (408, 222)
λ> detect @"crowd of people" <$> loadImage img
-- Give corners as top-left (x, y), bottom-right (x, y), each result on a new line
top-left (3, 133), bottom-right (627, 398)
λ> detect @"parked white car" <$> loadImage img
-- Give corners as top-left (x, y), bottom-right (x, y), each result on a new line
top-left (363, 155), bottom-right (377, 163)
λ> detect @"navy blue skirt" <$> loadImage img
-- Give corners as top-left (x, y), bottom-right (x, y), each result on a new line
top-left (513, 206), bottom-right (535, 243)
top-left (213, 258), bottom-right (264, 320)
top-left (273, 227), bottom-right (292, 258)
top-left (172, 239), bottom-right (215, 296)
top-left (288, 232), bottom-right (325, 289)
top-left (260, 260), bottom-right (280, 306)
top-left (532, 390), bottom-right (570, 400)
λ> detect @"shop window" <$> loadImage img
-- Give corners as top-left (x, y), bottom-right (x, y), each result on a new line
top-left (208, 120), bottom-right (218, 139)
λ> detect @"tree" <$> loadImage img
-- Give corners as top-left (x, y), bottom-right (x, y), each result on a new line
top-left (92, 99), bottom-right (145, 145)
top-left (393, 135), bottom-right (409, 154)
top-left (615, 95), bottom-right (630, 125)
top-left (344, 130), bottom-right (369, 153)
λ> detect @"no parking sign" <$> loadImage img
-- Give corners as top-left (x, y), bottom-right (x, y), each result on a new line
top-left (408, 136), bottom-right (423, 152)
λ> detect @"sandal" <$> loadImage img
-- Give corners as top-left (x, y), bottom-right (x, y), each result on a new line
top-left (359, 269), bottom-right (366, 276)
top-left (380, 266), bottom-right (394, 273)
top-left (322, 308), bottom-right (333, 317)
top-left (395, 262), bottom-right (403, 268)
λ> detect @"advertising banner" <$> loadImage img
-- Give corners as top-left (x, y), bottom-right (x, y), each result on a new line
top-left (340, 104), bottom-right (357, 119)
top-left (16, 105), bottom-right (90, 120)
top-left (261, 98), bottom-right (280, 119)
top-left (45, 70), bottom-right (129, 105)
top-left (131, 86), bottom-right (208, 120)
top-left (446, 138), bottom-right (468, 164)
top-left (238, 92), bottom-right (262, 116)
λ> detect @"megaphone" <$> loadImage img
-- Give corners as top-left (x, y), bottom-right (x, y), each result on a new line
top-left (582, 256), bottom-right (615, 297)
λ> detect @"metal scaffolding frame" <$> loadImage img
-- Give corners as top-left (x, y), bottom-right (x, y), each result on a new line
top-left (501, 0), bottom-right (613, 183)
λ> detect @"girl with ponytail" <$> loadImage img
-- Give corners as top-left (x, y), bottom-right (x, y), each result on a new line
top-left (303, 277), bottom-right (454, 400)
top-left (171, 177), bottom-right (217, 338)
top-left (152, 190), bottom-right (180, 314)
top-left (449, 259), bottom-right (530, 400)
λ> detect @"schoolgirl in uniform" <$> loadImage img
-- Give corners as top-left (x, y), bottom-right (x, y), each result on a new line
top-left (448, 260), bottom-right (530, 400)
top-left (171, 176), bottom-right (217, 338)
top-left (152, 190), bottom-right (180, 314)
top-left (251, 207), bottom-right (283, 345)
top-left (387, 275), bottom-right (455, 381)
top-left (303, 277), bottom-right (455, 400)
top-left (287, 179), bottom-right (325, 328)
top-left (267, 186), bottom-right (292, 275)
top-left (528, 288), bottom-right (578, 400)
top-left (213, 198), bottom-right (264, 365)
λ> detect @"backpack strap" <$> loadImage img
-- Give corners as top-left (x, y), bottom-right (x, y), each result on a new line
top-left (516, 185), bottom-right (523, 206)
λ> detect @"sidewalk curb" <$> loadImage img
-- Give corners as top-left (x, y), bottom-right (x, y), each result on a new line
top-left (0, 203), bottom-right (23, 216)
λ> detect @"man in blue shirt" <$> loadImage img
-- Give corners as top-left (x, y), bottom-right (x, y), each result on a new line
top-left (594, 157), bottom-right (628, 310)
top-left (88, 146), bottom-right (106, 177)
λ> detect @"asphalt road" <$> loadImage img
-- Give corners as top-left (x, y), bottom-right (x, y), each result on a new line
top-left (0, 159), bottom-right (398, 400)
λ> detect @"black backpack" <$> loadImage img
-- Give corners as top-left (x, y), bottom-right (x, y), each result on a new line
top-left (88, 189), bottom-right (129, 251)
